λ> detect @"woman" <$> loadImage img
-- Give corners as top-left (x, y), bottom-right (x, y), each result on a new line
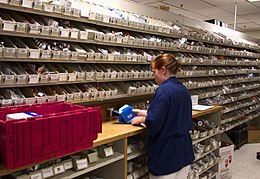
top-left (131, 53), bottom-right (194, 179)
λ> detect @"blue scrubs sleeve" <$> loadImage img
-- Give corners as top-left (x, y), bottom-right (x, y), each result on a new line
top-left (145, 90), bottom-right (169, 136)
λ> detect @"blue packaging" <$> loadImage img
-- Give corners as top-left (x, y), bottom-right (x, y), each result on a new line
top-left (118, 105), bottom-right (135, 124)
top-left (25, 112), bottom-right (40, 117)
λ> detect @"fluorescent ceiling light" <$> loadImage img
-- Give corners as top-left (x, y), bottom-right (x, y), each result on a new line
top-left (247, 0), bottom-right (260, 2)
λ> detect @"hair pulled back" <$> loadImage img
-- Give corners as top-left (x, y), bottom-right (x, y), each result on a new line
top-left (151, 53), bottom-right (181, 75)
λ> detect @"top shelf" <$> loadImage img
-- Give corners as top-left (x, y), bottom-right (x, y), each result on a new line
top-left (0, 2), bottom-right (259, 53)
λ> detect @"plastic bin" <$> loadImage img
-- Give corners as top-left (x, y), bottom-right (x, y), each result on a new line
top-left (227, 124), bottom-right (248, 149)
top-left (0, 102), bottom-right (102, 169)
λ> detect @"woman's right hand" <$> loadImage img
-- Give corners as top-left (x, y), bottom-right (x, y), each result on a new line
top-left (132, 109), bottom-right (147, 117)
top-left (131, 116), bottom-right (146, 126)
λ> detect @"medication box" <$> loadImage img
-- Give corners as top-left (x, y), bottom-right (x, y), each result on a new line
top-left (6, 112), bottom-right (40, 121)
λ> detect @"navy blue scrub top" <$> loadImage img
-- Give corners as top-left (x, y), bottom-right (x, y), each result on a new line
top-left (145, 76), bottom-right (195, 176)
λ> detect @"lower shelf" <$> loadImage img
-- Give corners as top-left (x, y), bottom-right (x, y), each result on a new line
top-left (127, 166), bottom-right (148, 179)
top-left (208, 172), bottom-right (218, 179)
top-left (194, 146), bottom-right (220, 162)
top-left (49, 152), bottom-right (124, 179)
top-left (127, 150), bottom-right (147, 161)
top-left (199, 160), bottom-right (219, 177)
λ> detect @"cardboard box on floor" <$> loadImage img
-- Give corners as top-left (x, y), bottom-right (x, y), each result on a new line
top-left (217, 133), bottom-right (234, 179)
top-left (247, 126), bottom-right (260, 143)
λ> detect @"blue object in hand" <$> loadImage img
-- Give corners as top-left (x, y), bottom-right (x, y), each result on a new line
top-left (118, 105), bottom-right (136, 124)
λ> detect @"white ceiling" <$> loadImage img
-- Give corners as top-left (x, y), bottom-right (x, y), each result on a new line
top-left (129, 0), bottom-right (260, 32)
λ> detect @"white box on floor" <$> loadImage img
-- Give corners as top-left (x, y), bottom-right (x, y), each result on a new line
top-left (217, 133), bottom-right (234, 179)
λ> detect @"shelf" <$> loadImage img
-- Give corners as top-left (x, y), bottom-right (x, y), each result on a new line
top-left (208, 172), bottom-right (218, 179)
top-left (96, 21), bottom-right (180, 39)
top-left (49, 152), bottom-right (124, 179)
top-left (139, 174), bottom-right (149, 179)
top-left (0, 3), bottom-right (258, 53)
top-left (187, 36), bottom-right (260, 53)
top-left (0, 57), bottom-right (151, 64)
top-left (0, 3), bottom-right (177, 40)
top-left (0, 30), bottom-right (96, 44)
top-left (194, 146), bottom-right (220, 162)
top-left (74, 94), bottom-right (153, 106)
top-left (0, 30), bottom-right (258, 58)
top-left (193, 131), bottom-right (220, 145)
top-left (1, 54), bottom-right (259, 67)
top-left (199, 160), bottom-right (219, 176)
top-left (187, 78), bottom-right (260, 90)
top-left (0, 29), bottom-right (173, 52)
top-left (0, 77), bottom-right (154, 88)
top-left (198, 83), bottom-right (260, 99)
top-left (221, 100), bottom-right (260, 114)
top-left (0, 3), bottom-right (97, 25)
top-left (177, 71), bottom-right (256, 78)
top-left (222, 112), bottom-right (260, 132)
top-left (181, 60), bottom-right (260, 67)
top-left (221, 108), bottom-right (260, 133)
top-left (218, 93), bottom-right (260, 105)
top-left (179, 48), bottom-right (259, 58)
top-left (127, 150), bottom-right (146, 161)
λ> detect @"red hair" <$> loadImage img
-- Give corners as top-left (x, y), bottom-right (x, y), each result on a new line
top-left (151, 53), bottom-right (181, 75)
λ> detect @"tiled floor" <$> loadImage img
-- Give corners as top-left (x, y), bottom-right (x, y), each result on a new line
top-left (232, 143), bottom-right (260, 179)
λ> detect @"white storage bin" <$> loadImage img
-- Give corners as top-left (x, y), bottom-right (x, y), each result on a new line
top-left (18, 88), bottom-right (36, 104)
top-left (8, 37), bottom-right (29, 58)
top-left (22, 38), bottom-right (41, 59)
top-left (0, 62), bottom-right (16, 84)
top-left (50, 85), bottom-right (67, 101)
top-left (1, 36), bottom-right (17, 58)
top-left (9, 63), bottom-right (28, 84)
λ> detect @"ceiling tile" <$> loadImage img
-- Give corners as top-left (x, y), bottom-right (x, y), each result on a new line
top-left (172, 9), bottom-right (210, 20)
top-left (162, 0), bottom-right (214, 11)
top-left (252, 1), bottom-right (260, 8)
top-left (194, 8), bottom-right (233, 18)
top-left (218, 16), bottom-right (249, 24)
top-left (240, 13), bottom-right (260, 23)
top-left (220, 3), bottom-right (260, 15)
top-left (233, 22), bottom-right (260, 29)
top-left (200, 0), bottom-right (247, 7)
top-left (129, 0), bottom-right (160, 4)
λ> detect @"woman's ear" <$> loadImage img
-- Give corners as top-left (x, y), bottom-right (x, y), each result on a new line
top-left (161, 66), bottom-right (167, 75)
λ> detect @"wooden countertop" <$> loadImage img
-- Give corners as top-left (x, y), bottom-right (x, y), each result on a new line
top-left (0, 105), bottom-right (222, 176)
top-left (192, 105), bottom-right (223, 118)
top-left (93, 121), bottom-right (145, 147)
top-left (94, 105), bottom-right (223, 147)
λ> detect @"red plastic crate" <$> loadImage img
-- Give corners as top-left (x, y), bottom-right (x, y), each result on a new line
top-left (0, 102), bottom-right (102, 169)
